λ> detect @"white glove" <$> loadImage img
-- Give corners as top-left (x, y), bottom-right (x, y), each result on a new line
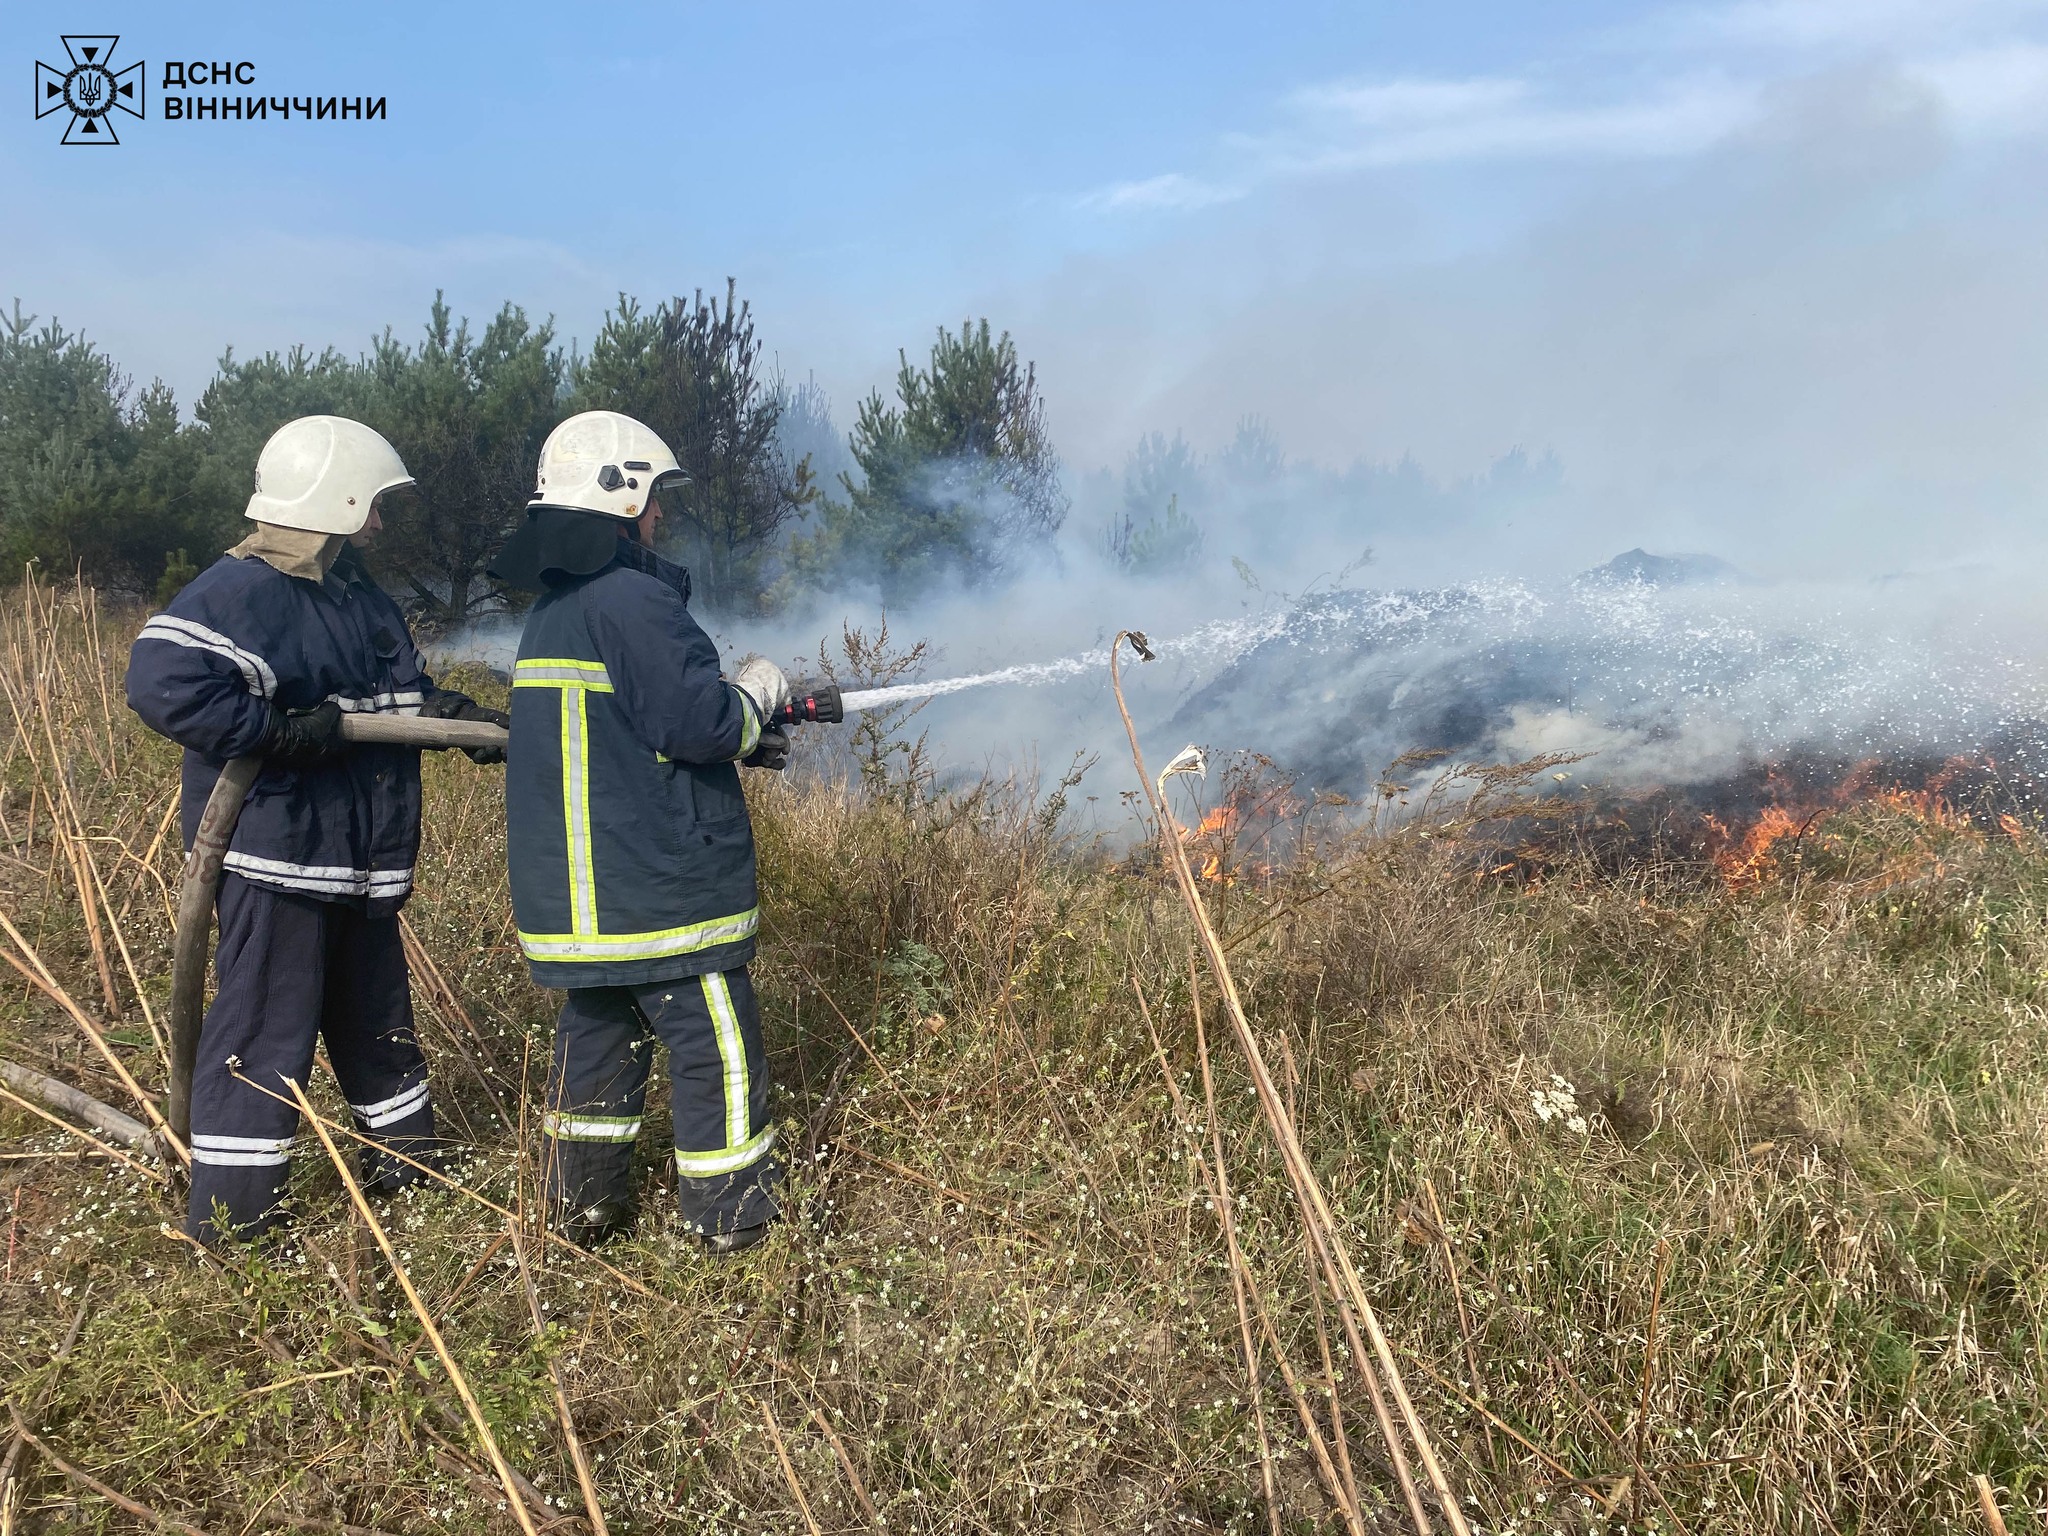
top-left (734, 656), bottom-right (791, 719)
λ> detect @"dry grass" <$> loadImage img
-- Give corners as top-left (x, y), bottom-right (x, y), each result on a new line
top-left (0, 577), bottom-right (2043, 1534)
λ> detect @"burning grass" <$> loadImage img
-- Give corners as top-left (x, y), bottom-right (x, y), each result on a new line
top-left (1, 579), bottom-right (2045, 1534)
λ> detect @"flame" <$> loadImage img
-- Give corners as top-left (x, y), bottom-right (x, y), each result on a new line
top-left (1178, 777), bottom-right (1302, 888)
top-left (1705, 805), bottom-right (1806, 886)
top-left (1181, 802), bottom-right (1241, 883)
top-left (1703, 755), bottom-right (1991, 888)
top-left (1870, 785), bottom-right (1970, 830)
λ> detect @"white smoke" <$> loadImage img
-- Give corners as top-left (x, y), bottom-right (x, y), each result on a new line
top-left (428, 46), bottom-right (2048, 817)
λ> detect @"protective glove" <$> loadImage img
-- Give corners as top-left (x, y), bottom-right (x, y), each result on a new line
top-left (261, 700), bottom-right (343, 764)
top-left (740, 725), bottom-right (791, 772)
top-left (418, 688), bottom-right (473, 719)
top-left (733, 656), bottom-right (791, 721)
top-left (419, 688), bottom-right (510, 765)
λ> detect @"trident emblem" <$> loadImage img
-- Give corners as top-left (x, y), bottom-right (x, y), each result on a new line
top-left (34, 36), bottom-right (144, 145)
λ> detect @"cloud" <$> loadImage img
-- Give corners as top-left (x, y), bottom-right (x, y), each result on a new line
top-left (1079, 171), bottom-right (1244, 214)
top-left (1263, 74), bottom-right (1755, 172)
top-left (1661, 0), bottom-right (2048, 51)
top-left (1079, 70), bottom-right (1757, 211)
top-left (1080, 0), bottom-right (2048, 217)
top-left (1284, 76), bottom-right (1530, 127)
top-left (1909, 42), bottom-right (2048, 130)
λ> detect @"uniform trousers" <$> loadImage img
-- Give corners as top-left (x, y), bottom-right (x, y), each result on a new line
top-left (543, 965), bottom-right (781, 1235)
top-left (185, 873), bottom-right (438, 1242)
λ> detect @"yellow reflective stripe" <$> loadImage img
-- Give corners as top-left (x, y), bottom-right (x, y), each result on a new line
top-left (517, 905), bottom-right (760, 963)
top-left (702, 972), bottom-right (749, 1148)
top-left (514, 659), bottom-right (614, 691)
top-left (516, 677), bottom-right (613, 691)
top-left (674, 1123), bottom-right (776, 1178)
top-left (543, 1111), bottom-right (643, 1142)
top-left (734, 687), bottom-right (762, 758)
top-left (519, 658), bottom-right (609, 939)
top-left (516, 657), bottom-right (611, 679)
top-left (558, 686), bottom-right (599, 936)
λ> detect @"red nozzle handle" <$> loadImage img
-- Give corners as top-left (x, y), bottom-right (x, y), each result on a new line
top-left (770, 682), bottom-right (843, 727)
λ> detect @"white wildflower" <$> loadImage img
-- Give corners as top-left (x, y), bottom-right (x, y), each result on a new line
top-left (1529, 1073), bottom-right (1589, 1135)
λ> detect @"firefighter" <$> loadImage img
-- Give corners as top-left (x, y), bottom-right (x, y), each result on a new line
top-left (489, 410), bottom-right (789, 1253)
top-left (126, 415), bottom-right (508, 1243)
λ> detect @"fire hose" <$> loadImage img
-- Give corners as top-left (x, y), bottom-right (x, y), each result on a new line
top-left (164, 687), bottom-right (847, 1147)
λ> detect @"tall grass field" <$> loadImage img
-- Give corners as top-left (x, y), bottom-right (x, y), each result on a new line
top-left (0, 578), bottom-right (2042, 1534)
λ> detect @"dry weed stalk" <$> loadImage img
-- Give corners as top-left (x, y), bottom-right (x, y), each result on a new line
top-left (286, 1077), bottom-right (541, 1536)
top-left (1972, 1475), bottom-right (2010, 1536)
top-left (400, 914), bottom-right (514, 1111)
top-left (1136, 977), bottom-right (1364, 1532)
top-left (808, 1406), bottom-right (883, 1528)
top-left (0, 1080), bottom-right (165, 1185)
top-left (395, 1231), bottom-right (511, 1377)
top-left (1189, 981), bottom-right (1288, 1536)
top-left (0, 1286), bottom-right (91, 1529)
top-left (0, 910), bottom-right (186, 1165)
top-left (1629, 1238), bottom-right (1674, 1527)
top-left (1111, 631), bottom-right (1470, 1536)
top-left (760, 1399), bottom-right (826, 1536)
top-left (6, 1407), bottom-right (214, 1536)
top-left (82, 845), bottom-right (166, 1064)
top-left (508, 1216), bottom-right (609, 1536)
top-left (1418, 1179), bottom-right (1490, 1472)
top-left (233, 1066), bottom-right (660, 1300)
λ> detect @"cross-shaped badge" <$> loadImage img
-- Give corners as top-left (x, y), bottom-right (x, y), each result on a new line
top-left (35, 36), bottom-right (144, 145)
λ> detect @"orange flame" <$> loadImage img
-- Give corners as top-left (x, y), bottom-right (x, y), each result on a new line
top-left (1181, 802), bottom-right (1240, 883)
top-left (1705, 805), bottom-right (1806, 886)
top-left (1704, 755), bottom-right (1990, 888)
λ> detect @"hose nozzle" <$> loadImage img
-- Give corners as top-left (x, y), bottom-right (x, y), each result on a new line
top-left (770, 683), bottom-right (844, 728)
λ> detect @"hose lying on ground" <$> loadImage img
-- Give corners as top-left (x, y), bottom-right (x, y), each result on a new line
top-left (0, 1056), bottom-right (162, 1157)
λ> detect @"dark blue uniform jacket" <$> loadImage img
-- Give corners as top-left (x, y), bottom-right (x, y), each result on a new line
top-left (507, 558), bottom-right (762, 990)
top-left (125, 548), bottom-right (433, 916)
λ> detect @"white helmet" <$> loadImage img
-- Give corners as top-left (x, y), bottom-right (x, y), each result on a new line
top-left (245, 415), bottom-right (414, 536)
top-left (532, 410), bottom-right (685, 521)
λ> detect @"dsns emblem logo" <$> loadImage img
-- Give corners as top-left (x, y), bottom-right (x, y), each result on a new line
top-left (35, 36), bottom-right (144, 144)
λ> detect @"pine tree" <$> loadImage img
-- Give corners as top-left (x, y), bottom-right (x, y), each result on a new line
top-left (359, 295), bottom-right (566, 627)
top-left (1105, 431), bottom-right (1206, 576)
top-left (573, 282), bottom-right (814, 615)
top-left (0, 300), bottom-right (232, 592)
top-left (802, 320), bottom-right (1067, 603)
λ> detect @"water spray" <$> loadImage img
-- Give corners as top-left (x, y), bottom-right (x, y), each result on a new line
top-left (767, 652), bottom-right (1137, 729)
top-left (753, 662), bottom-right (1106, 767)
top-left (762, 660), bottom-right (1101, 725)
top-left (773, 610), bottom-right (1302, 721)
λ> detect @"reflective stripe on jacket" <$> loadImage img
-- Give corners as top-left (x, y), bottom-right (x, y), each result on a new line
top-left (124, 549), bottom-right (430, 915)
top-left (506, 558), bottom-right (763, 989)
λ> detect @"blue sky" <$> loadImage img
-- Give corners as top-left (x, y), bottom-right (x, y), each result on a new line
top-left (6, 0), bottom-right (2048, 572)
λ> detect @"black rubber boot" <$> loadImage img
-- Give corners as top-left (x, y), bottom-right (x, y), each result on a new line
top-left (361, 1142), bottom-right (442, 1199)
top-left (701, 1221), bottom-right (771, 1257)
top-left (559, 1197), bottom-right (638, 1250)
